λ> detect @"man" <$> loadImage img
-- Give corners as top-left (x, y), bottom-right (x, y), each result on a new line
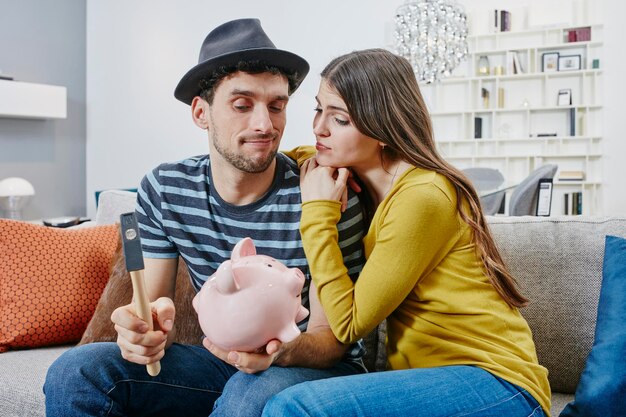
top-left (44, 18), bottom-right (365, 417)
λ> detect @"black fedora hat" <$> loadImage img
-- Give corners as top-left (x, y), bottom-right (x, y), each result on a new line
top-left (174, 18), bottom-right (309, 105)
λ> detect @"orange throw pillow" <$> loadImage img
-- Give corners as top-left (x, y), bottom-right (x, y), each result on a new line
top-left (0, 220), bottom-right (117, 352)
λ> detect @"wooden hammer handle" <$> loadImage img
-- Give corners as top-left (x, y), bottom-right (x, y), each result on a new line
top-left (130, 270), bottom-right (161, 376)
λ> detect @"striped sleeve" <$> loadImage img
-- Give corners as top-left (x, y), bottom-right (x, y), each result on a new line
top-left (136, 166), bottom-right (178, 259)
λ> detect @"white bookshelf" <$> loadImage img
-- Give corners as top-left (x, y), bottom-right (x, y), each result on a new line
top-left (0, 80), bottom-right (67, 119)
top-left (422, 24), bottom-right (603, 215)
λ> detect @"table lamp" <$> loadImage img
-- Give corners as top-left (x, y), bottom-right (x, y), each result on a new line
top-left (0, 177), bottom-right (35, 220)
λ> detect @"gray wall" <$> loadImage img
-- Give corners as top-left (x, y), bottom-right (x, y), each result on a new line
top-left (0, 0), bottom-right (86, 220)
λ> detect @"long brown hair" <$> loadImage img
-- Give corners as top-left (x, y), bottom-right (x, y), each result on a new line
top-left (321, 49), bottom-right (528, 308)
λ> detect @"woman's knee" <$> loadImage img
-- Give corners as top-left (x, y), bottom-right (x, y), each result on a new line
top-left (262, 384), bottom-right (315, 417)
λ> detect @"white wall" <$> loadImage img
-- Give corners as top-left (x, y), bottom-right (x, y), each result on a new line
top-left (86, 0), bottom-right (626, 217)
top-left (1, 0), bottom-right (86, 220)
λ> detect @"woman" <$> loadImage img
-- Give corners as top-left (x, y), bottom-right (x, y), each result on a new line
top-left (264, 49), bottom-right (550, 416)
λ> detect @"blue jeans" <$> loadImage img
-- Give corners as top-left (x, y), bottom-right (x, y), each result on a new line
top-left (262, 365), bottom-right (546, 417)
top-left (44, 342), bottom-right (365, 417)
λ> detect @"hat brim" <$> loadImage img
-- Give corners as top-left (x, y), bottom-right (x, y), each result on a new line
top-left (174, 48), bottom-right (310, 105)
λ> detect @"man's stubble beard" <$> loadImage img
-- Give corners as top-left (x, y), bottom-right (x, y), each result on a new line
top-left (210, 116), bottom-right (279, 174)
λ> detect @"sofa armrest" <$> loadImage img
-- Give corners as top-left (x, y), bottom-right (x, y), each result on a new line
top-left (95, 190), bottom-right (137, 226)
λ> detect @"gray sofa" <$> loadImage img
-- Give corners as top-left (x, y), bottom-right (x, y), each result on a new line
top-left (1, 190), bottom-right (624, 416)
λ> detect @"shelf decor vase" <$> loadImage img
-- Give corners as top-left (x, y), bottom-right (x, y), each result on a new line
top-left (478, 55), bottom-right (490, 76)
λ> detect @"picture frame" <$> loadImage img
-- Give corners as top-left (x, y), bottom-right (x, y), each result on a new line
top-left (542, 52), bottom-right (559, 72)
top-left (535, 178), bottom-right (554, 216)
top-left (558, 54), bottom-right (582, 71)
top-left (557, 88), bottom-right (572, 106)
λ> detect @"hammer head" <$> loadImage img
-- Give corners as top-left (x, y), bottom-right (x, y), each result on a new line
top-left (120, 212), bottom-right (144, 272)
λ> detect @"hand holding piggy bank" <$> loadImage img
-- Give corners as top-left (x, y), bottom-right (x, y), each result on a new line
top-left (192, 238), bottom-right (309, 351)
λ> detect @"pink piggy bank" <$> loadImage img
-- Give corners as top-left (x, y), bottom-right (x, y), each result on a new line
top-left (192, 237), bottom-right (309, 351)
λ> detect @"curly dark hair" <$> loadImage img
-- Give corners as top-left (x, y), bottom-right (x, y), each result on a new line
top-left (198, 60), bottom-right (301, 104)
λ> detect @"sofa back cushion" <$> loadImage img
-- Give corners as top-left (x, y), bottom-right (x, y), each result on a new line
top-left (487, 216), bottom-right (626, 394)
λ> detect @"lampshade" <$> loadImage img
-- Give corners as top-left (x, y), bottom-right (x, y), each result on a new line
top-left (394, 0), bottom-right (469, 84)
top-left (0, 177), bottom-right (35, 197)
top-left (0, 177), bottom-right (35, 220)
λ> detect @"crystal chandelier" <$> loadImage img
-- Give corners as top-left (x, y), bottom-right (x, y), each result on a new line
top-left (394, 0), bottom-right (469, 84)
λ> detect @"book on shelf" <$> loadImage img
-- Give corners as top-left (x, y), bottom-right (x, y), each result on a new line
top-left (577, 112), bottom-right (585, 136)
top-left (563, 192), bottom-right (583, 215)
top-left (493, 10), bottom-right (500, 32)
top-left (565, 26), bottom-right (591, 43)
top-left (493, 9), bottom-right (511, 32)
top-left (474, 117), bottom-right (483, 139)
top-left (558, 170), bottom-right (586, 181)
top-left (506, 51), bottom-right (524, 75)
top-left (573, 192), bottom-right (583, 215)
top-left (500, 10), bottom-right (511, 32)
top-left (512, 53), bottom-right (524, 74)
top-left (569, 108), bottom-right (576, 136)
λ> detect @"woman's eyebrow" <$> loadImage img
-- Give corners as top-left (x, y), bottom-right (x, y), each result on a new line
top-left (315, 96), bottom-right (348, 113)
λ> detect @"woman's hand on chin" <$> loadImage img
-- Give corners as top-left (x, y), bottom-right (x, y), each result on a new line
top-left (300, 158), bottom-right (350, 208)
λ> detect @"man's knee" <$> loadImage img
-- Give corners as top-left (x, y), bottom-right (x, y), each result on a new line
top-left (45, 342), bottom-right (120, 394)
top-left (212, 369), bottom-right (292, 417)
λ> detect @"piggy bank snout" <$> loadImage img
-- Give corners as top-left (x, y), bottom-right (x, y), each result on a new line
top-left (289, 268), bottom-right (306, 294)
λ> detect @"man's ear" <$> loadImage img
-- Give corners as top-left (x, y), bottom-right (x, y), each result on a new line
top-left (191, 96), bottom-right (210, 130)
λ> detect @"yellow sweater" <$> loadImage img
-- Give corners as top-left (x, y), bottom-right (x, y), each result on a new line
top-left (300, 166), bottom-right (551, 415)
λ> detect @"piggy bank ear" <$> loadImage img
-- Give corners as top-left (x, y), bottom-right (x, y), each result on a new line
top-left (231, 265), bottom-right (256, 290)
top-left (231, 237), bottom-right (256, 262)
top-left (215, 261), bottom-right (238, 294)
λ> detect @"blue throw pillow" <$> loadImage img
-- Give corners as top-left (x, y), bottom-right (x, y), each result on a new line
top-left (560, 235), bottom-right (626, 417)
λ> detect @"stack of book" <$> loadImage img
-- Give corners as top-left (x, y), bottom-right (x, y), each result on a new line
top-left (506, 51), bottom-right (524, 75)
top-left (558, 170), bottom-right (586, 182)
top-left (565, 26), bottom-right (591, 43)
top-left (564, 192), bottom-right (583, 215)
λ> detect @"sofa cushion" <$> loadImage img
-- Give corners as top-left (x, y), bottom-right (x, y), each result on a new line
top-left (487, 216), bottom-right (626, 394)
top-left (560, 235), bottom-right (626, 417)
top-left (0, 221), bottom-right (117, 352)
top-left (94, 190), bottom-right (137, 226)
top-left (79, 230), bottom-right (203, 345)
top-left (551, 393), bottom-right (574, 416)
top-left (0, 345), bottom-right (70, 417)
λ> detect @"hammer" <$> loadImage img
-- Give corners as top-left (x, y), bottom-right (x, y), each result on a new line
top-left (120, 212), bottom-right (161, 376)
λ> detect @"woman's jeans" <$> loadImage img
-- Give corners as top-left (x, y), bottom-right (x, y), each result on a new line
top-left (43, 342), bottom-right (364, 417)
top-left (263, 365), bottom-right (546, 417)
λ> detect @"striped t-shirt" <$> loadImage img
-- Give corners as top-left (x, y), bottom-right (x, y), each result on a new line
top-left (136, 152), bottom-right (366, 360)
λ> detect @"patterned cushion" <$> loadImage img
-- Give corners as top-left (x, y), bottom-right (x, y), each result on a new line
top-left (0, 220), bottom-right (117, 351)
